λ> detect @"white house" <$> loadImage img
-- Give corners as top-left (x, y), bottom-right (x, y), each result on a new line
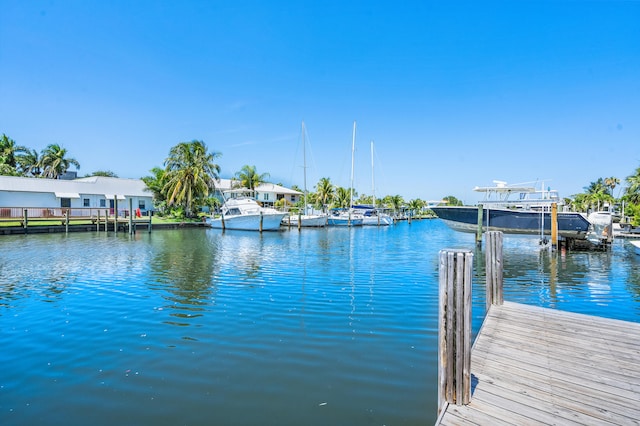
top-left (214, 178), bottom-right (302, 207)
top-left (0, 175), bottom-right (154, 213)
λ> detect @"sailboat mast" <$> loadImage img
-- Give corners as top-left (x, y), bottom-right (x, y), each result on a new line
top-left (350, 121), bottom-right (356, 210)
top-left (302, 121), bottom-right (307, 215)
top-left (371, 140), bottom-right (375, 208)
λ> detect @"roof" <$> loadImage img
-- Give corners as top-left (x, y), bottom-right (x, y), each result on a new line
top-left (255, 182), bottom-right (302, 195)
top-left (0, 176), bottom-right (151, 197)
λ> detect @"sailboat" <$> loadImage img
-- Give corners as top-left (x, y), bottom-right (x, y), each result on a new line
top-left (327, 121), bottom-right (364, 226)
top-left (283, 121), bottom-right (327, 227)
top-left (360, 140), bottom-right (393, 226)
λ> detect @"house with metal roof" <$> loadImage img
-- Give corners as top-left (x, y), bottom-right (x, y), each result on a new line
top-left (215, 179), bottom-right (302, 207)
top-left (0, 175), bottom-right (154, 213)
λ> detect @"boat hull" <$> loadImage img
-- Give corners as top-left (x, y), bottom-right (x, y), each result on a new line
top-left (281, 214), bottom-right (328, 227)
top-left (431, 206), bottom-right (591, 239)
top-left (631, 240), bottom-right (640, 256)
top-left (327, 216), bottom-right (364, 226)
top-left (362, 215), bottom-right (393, 226)
top-left (210, 212), bottom-right (287, 231)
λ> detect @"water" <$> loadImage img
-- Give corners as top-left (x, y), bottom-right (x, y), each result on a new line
top-left (1, 221), bottom-right (639, 425)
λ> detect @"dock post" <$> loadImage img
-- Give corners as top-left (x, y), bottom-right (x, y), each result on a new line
top-left (551, 203), bottom-right (558, 251)
top-left (485, 231), bottom-right (504, 311)
top-left (97, 210), bottom-right (100, 232)
top-left (298, 212), bottom-right (301, 231)
top-left (65, 210), bottom-right (69, 233)
top-left (476, 204), bottom-right (483, 247)
top-left (148, 210), bottom-right (152, 233)
top-left (114, 199), bottom-right (118, 234)
top-left (23, 209), bottom-right (28, 233)
top-left (128, 198), bottom-right (134, 235)
top-left (259, 211), bottom-right (264, 232)
top-left (104, 209), bottom-right (108, 232)
top-left (438, 248), bottom-right (473, 413)
top-left (220, 213), bottom-right (225, 230)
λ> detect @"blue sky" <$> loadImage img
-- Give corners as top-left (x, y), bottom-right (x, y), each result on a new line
top-left (1, 1), bottom-right (639, 203)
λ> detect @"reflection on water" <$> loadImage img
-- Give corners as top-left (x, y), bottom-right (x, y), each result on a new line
top-left (0, 223), bottom-right (639, 425)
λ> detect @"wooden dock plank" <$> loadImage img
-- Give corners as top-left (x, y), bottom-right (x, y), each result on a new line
top-left (437, 301), bottom-right (640, 425)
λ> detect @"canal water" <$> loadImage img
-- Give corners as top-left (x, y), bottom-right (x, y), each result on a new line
top-left (1, 220), bottom-right (639, 425)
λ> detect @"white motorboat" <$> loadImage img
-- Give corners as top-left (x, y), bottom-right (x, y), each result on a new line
top-left (209, 197), bottom-right (287, 231)
top-left (630, 240), bottom-right (640, 256)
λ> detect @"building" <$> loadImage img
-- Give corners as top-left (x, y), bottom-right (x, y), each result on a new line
top-left (214, 178), bottom-right (302, 207)
top-left (0, 175), bottom-right (154, 213)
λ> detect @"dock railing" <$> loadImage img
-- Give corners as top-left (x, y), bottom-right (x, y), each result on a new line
top-left (0, 206), bottom-right (153, 234)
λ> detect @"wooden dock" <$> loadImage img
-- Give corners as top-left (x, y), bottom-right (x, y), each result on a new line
top-left (436, 301), bottom-right (640, 425)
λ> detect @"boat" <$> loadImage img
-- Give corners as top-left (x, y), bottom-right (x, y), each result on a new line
top-left (360, 140), bottom-right (392, 226)
top-left (327, 121), bottom-right (363, 227)
top-left (209, 195), bottom-right (287, 231)
top-left (430, 181), bottom-right (592, 240)
top-left (327, 208), bottom-right (364, 226)
top-left (630, 240), bottom-right (640, 256)
top-left (353, 204), bottom-right (393, 226)
top-left (282, 121), bottom-right (327, 228)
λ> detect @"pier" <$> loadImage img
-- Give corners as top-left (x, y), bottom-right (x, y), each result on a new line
top-left (437, 232), bottom-right (640, 425)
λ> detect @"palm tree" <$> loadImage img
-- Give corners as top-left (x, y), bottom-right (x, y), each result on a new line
top-left (583, 178), bottom-right (613, 211)
top-left (234, 165), bottom-right (269, 191)
top-left (16, 148), bottom-right (41, 177)
top-left (388, 194), bottom-right (405, 216)
top-left (40, 143), bottom-right (80, 179)
top-left (314, 177), bottom-right (334, 212)
top-left (408, 198), bottom-right (425, 217)
top-left (0, 134), bottom-right (28, 170)
top-left (624, 166), bottom-right (640, 205)
top-left (142, 167), bottom-right (168, 203)
top-left (604, 176), bottom-right (620, 198)
top-left (163, 140), bottom-right (221, 217)
top-left (333, 186), bottom-right (351, 208)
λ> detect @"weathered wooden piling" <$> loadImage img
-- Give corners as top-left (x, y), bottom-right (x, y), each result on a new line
top-left (259, 211), bottom-right (264, 232)
top-left (64, 210), bottom-right (69, 233)
top-left (475, 204), bottom-right (483, 246)
top-left (551, 202), bottom-right (558, 250)
top-left (114, 198), bottom-right (118, 234)
top-left (128, 198), bottom-right (134, 235)
top-left (23, 209), bottom-right (28, 232)
top-left (148, 210), bottom-right (152, 233)
top-left (438, 248), bottom-right (473, 413)
top-left (485, 231), bottom-right (504, 311)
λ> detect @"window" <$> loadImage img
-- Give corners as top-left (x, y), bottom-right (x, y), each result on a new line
top-left (83, 198), bottom-right (90, 207)
top-left (60, 198), bottom-right (71, 208)
top-left (263, 193), bottom-right (269, 201)
top-left (138, 200), bottom-right (146, 210)
top-left (100, 199), bottom-right (106, 207)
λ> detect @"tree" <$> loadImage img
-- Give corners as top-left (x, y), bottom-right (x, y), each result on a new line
top-left (408, 198), bottom-right (425, 216)
top-left (333, 186), bottom-right (351, 208)
top-left (142, 167), bottom-right (168, 203)
top-left (16, 148), bottom-right (41, 177)
top-left (163, 140), bottom-right (221, 217)
top-left (604, 176), bottom-right (620, 197)
top-left (40, 143), bottom-right (80, 179)
top-left (583, 178), bottom-right (613, 210)
top-left (442, 195), bottom-right (463, 206)
top-left (315, 177), bottom-right (334, 212)
top-left (234, 165), bottom-right (269, 190)
top-left (0, 134), bottom-right (28, 171)
top-left (87, 170), bottom-right (118, 178)
top-left (625, 166), bottom-right (640, 205)
top-left (388, 194), bottom-right (405, 215)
